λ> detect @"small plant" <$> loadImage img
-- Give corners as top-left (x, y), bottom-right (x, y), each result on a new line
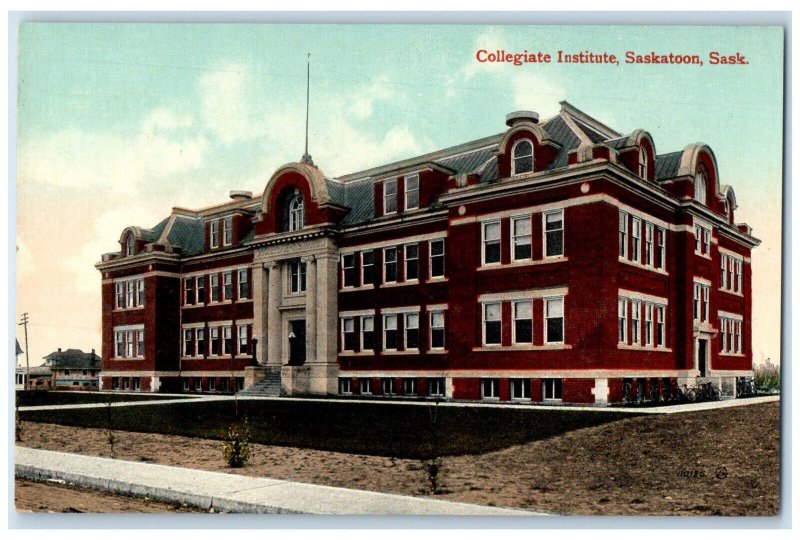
top-left (222, 418), bottom-right (252, 468)
top-left (754, 361), bottom-right (780, 393)
top-left (423, 456), bottom-right (443, 494)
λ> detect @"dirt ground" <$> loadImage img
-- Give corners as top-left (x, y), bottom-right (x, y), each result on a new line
top-left (15, 479), bottom-right (205, 513)
top-left (16, 401), bottom-right (780, 515)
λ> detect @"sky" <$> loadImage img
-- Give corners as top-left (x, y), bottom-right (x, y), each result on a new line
top-left (14, 23), bottom-right (784, 367)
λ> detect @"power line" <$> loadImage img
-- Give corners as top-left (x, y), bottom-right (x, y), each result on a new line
top-left (18, 313), bottom-right (30, 388)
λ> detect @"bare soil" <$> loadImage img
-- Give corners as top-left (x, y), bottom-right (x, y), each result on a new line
top-left (15, 479), bottom-right (205, 513)
top-left (17, 402), bottom-right (780, 515)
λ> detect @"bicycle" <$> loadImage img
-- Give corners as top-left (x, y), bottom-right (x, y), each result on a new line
top-left (736, 378), bottom-right (755, 398)
top-left (697, 381), bottom-right (721, 401)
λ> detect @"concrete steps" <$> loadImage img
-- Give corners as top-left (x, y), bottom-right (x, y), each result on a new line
top-left (238, 369), bottom-right (282, 397)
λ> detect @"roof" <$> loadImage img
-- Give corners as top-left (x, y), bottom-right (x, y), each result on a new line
top-left (120, 101), bottom-right (694, 255)
top-left (43, 349), bottom-right (101, 369)
top-left (16, 339), bottom-right (23, 355)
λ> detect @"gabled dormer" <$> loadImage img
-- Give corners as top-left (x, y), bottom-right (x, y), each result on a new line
top-left (373, 164), bottom-right (453, 217)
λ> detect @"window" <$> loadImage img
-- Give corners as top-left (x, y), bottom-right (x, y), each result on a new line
top-left (736, 260), bottom-right (743, 292)
top-left (656, 305), bottom-right (665, 346)
top-left (361, 251), bottom-right (375, 285)
top-left (721, 254), bottom-right (744, 293)
top-left (544, 210), bottom-right (564, 257)
top-left (404, 378), bottom-right (418, 396)
top-left (339, 378), bottom-right (352, 395)
top-left (342, 317), bottom-right (357, 352)
top-left (116, 332), bottom-right (124, 357)
top-left (512, 215), bottom-right (532, 260)
top-left (427, 378), bottom-right (445, 397)
top-left (638, 146), bottom-right (648, 179)
top-left (631, 300), bottom-right (641, 345)
top-left (429, 240), bottom-right (445, 278)
top-left (483, 303), bottom-right (502, 345)
top-left (383, 179), bottom-right (398, 214)
top-left (184, 329), bottom-right (194, 357)
top-left (233, 269), bottom-right (247, 300)
top-left (510, 379), bottom-right (531, 400)
top-left (238, 325), bottom-right (250, 355)
top-left (619, 211), bottom-right (628, 258)
top-left (694, 171), bottom-right (707, 205)
top-left (656, 228), bottom-right (666, 268)
top-left (196, 276), bottom-right (205, 304)
top-left (196, 328), bottom-right (205, 357)
top-left (290, 260), bottom-right (307, 293)
top-left (210, 274), bottom-right (220, 302)
top-left (720, 318), bottom-right (728, 353)
top-left (513, 300), bottom-right (533, 344)
top-left (405, 173), bottom-right (419, 210)
top-left (694, 225), bottom-right (710, 255)
top-left (288, 191), bottom-right (304, 231)
top-left (134, 378), bottom-right (141, 391)
top-left (361, 316), bottom-right (375, 351)
top-left (430, 311), bottom-right (445, 350)
top-left (126, 234), bottom-right (135, 256)
top-left (209, 378), bottom-right (215, 392)
top-left (719, 316), bottom-right (743, 354)
top-left (210, 327), bottom-right (221, 355)
top-left (405, 313), bottom-right (419, 350)
top-left (342, 254), bottom-right (357, 287)
top-left (645, 303), bottom-right (653, 346)
top-left (359, 378), bottom-right (372, 395)
top-left (126, 281), bottom-right (135, 308)
top-left (545, 297), bottom-right (564, 344)
top-left (543, 378), bottom-right (563, 401)
top-left (125, 330), bottom-right (134, 357)
top-left (383, 247), bottom-right (397, 283)
top-left (115, 282), bottom-right (125, 309)
top-left (223, 216), bottom-right (233, 246)
top-left (210, 221), bottom-right (219, 248)
top-left (222, 271), bottom-right (233, 300)
top-left (644, 223), bottom-right (654, 266)
top-left (618, 298), bottom-right (628, 343)
top-left (221, 378), bottom-right (229, 392)
top-left (123, 378), bottom-right (130, 391)
top-left (382, 378), bottom-right (397, 396)
top-left (184, 278), bottom-right (195, 305)
top-left (512, 139), bottom-right (533, 175)
top-left (384, 314), bottom-right (398, 351)
top-left (223, 326), bottom-right (233, 355)
top-left (693, 282), bottom-right (710, 322)
top-left (482, 221), bottom-right (501, 265)
top-left (631, 217), bottom-right (641, 262)
top-left (137, 279), bottom-right (145, 306)
top-left (481, 379), bottom-right (499, 399)
top-left (404, 244), bottom-right (418, 281)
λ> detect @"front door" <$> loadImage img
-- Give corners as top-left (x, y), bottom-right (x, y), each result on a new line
top-left (698, 339), bottom-right (708, 377)
top-left (289, 320), bottom-right (306, 366)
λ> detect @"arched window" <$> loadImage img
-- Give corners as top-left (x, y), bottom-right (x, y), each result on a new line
top-left (512, 139), bottom-right (533, 176)
top-left (288, 190), bottom-right (304, 231)
top-left (694, 171), bottom-right (707, 205)
top-left (638, 147), bottom-right (648, 179)
top-left (125, 234), bottom-right (135, 256)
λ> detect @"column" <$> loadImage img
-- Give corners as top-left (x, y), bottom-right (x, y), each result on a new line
top-left (314, 253), bottom-right (339, 364)
top-left (304, 255), bottom-right (318, 363)
top-left (251, 262), bottom-right (268, 365)
top-left (267, 261), bottom-right (282, 366)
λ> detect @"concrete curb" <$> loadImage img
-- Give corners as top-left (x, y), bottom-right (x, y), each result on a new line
top-left (15, 447), bottom-right (543, 516)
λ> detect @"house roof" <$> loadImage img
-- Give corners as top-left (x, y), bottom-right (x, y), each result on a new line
top-left (16, 339), bottom-right (23, 355)
top-left (123, 101), bottom-right (694, 257)
top-left (43, 348), bottom-right (101, 369)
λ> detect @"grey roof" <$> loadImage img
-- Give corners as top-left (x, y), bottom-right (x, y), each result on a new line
top-left (572, 118), bottom-right (608, 144)
top-left (338, 179), bottom-right (376, 225)
top-left (607, 137), bottom-right (630, 150)
top-left (655, 151), bottom-right (683, 180)
top-left (167, 216), bottom-right (206, 256)
top-left (16, 339), bottom-right (23, 355)
top-left (43, 349), bottom-right (101, 369)
top-left (543, 115), bottom-right (581, 169)
top-left (141, 218), bottom-right (169, 242)
top-left (434, 145), bottom-right (497, 176)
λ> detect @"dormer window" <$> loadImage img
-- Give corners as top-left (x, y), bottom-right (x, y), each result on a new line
top-left (512, 139), bottom-right (534, 176)
top-left (125, 234), bottom-right (135, 256)
top-left (383, 179), bottom-right (398, 214)
top-left (694, 171), bottom-right (707, 205)
top-left (405, 174), bottom-right (419, 210)
top-left (223, 216), bottom-right (233, 246)
top-left (288, 190), bottom-right (304, 231)
top-left (210, 221), bottom-right (219, 248)
top-left (638, 147), bottom-right (648, 179)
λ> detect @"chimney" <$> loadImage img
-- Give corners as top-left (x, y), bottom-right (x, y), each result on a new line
top-left (58, 347), bottom-right (61, 352)
top-left (229, 190), bottom-right (252, 200)
top-left (506, 110), bottom-right (539, 127)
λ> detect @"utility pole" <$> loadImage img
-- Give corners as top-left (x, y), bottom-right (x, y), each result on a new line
top-left (18, 313), bottom-right (30, 390)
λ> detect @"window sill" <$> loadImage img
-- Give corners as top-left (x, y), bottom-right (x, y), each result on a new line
top-left (473, 344), bottom-right (570, 352)
top-left (694, 252), bottom-right (712, 260)
top-left (380, 350), bottom-right (420, 356)
top-left (208, 300), bottom-right (233, 306)
top-left (428, 349), bottom-right (448, 355)
top-left (478, 257), bottom-right (568, 270)
top-left (426, 276), bottom-right (448, 283)
top-left (617, 344), bottom-right (673, 352)
top-left (719, 352), bottom-right (746, 357)
top-left (341, 284), bottom-right (374, 292)
top-left (111, 357), bottom-right (145, 361)
top-left (234, 298), bottom-right (253, 303)
top-left (113, 306), bottom-right (145, 312)
top-left (618, 257), bottom-right (669, 275)
top-left (340, 351), bottom-right (374, 357)
top-left (718, 288), bottom-right (744, 297)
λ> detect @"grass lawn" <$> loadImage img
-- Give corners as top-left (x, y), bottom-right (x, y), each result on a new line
top-left (18, 398), bottom-right (635, 459)
top-left (15, 391), bottom-right (194, 407)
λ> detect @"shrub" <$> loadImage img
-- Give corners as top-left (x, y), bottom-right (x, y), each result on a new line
top-left (222, 418), bottom-right (252, 468)
top-left (754, 362), bottom-right (780, 393)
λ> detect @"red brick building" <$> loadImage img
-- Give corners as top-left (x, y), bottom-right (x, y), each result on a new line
top-left (96, 102), bottom-right (759, 404)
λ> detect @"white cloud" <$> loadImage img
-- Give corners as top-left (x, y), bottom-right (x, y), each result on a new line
top-left (349, 75), bottom-right (397, 119)
top-left (142, 107), bottom-right (193, 134)
top-left (199, 63), bottom-right (267, 145)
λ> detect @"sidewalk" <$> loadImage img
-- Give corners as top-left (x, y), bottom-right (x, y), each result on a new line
top-left (15, 447), bottom-right (542, 516)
